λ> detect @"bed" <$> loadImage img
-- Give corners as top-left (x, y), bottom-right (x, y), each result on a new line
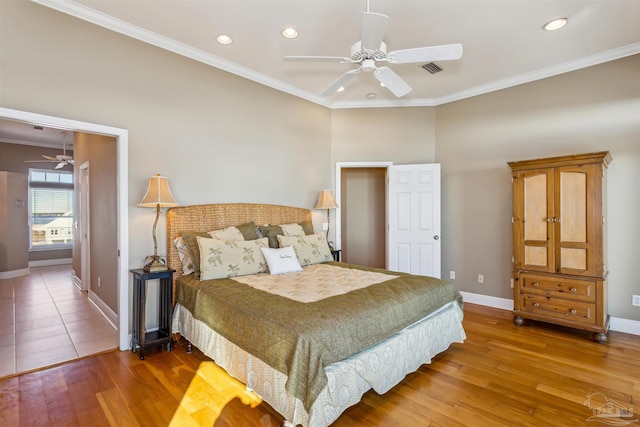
top-left (167, 203), bottom-right (466, 427)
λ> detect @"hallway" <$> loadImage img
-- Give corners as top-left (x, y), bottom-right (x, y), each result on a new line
top-left (0, 265), bottom-right (118, 378)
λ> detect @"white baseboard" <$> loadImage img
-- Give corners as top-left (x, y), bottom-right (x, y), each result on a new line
top-left (71, 273), bottom-right (82, 291)
top-left (459, 291), bottom-right (513, 311)
top-left (609, 317), bottom-right (640, 336)
top-left (0, 268), bottom-right (30, 279)
top-left (460, 291), bottom-right (639, 336)
top-left (29, 258), bottom-right (72, 267)
top-left (88, 290), bottom-right (118, 331)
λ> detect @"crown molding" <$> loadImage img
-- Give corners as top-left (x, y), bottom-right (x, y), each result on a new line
top-left (31, 1), bottom-right (640, 110)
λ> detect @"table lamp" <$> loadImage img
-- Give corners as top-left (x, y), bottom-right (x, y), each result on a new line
top-left (315, 189), bottom-right (339, 251)
top-left (138, 174), bottom-right (178, 272)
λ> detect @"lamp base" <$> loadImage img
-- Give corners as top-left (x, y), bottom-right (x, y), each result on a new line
top-left (143, 255), bottom-right (168, 272)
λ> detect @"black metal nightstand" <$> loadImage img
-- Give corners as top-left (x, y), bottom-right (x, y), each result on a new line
top-left (331, 250), bottom-right (341, 262)
top-left (130, 268), bottom-right (175, 360)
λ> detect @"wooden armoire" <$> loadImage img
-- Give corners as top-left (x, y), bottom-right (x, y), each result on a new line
top-left (508, 152), bottom-right (611, 343)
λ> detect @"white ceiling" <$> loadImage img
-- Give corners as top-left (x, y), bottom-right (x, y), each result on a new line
top-left (32, 0), bottom-right (640, 108)
top-left (2, 0), bottom-right (639, 145)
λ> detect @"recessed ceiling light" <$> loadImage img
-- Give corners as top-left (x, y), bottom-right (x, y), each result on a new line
top-left (366, 93), bottom-right (377, 99)
top-left (281, 27), bottom-right (299, 39)
top-left (543, 18), bottom-right (568, 31)
top-left (216, 34), bottom-right (233, 45)
top-left (379, 82), bottom-right (386, 88)
top-left (337, 86), bottom-right (345, 92)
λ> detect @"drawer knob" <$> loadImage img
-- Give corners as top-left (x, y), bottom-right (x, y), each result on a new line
top-left (570, 287), bottom-right (577, 292)
top-left (533, 303), bottom-right (540, 307)
top-left (532, 282), bottom-right (540, 287)
top-left (570, 309), bottom-right (577, 315)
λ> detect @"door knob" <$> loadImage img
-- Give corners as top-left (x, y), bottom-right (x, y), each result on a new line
top-left (434, 235), bottom-right (439, 240)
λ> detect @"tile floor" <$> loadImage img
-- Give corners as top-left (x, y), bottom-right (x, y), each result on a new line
top-left (0, 264), bottom-right (118, 378)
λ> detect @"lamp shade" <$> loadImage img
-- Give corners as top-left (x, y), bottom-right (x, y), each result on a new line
top-left (138, 174), bottom-right (178, 208)
top-left (315, 190), bottom-right (339, 209)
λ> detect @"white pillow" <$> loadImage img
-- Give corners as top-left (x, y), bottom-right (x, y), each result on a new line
top-left (261, 246), bottom-right (303, 275)
top-left (198, 237), bottom-right (269, 280)
top-left (277, 234), bottom-right (334, 267)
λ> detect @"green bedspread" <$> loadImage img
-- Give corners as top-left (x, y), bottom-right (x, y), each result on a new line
top-left (176, 262), bottom-right (463, 411)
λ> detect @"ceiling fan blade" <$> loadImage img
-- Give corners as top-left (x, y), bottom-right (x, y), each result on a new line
top-left (321, 68), bottom-right (361, 96)
top-left (361, 12), bottom-right (389, 51)
top-left (68, 159), bottom-right (75, 165)
top-left (25, 160), bottom-right (56, 163)
top-left (374, 66), bottom-right (412, 97)
top-left (43, 155), bottom-right (58, 160)
top-left (284, 56), bottom-right (351, 63)
top-left (387, 44), bottom-right (463, 64)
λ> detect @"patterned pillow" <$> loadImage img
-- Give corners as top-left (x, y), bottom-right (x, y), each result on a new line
top-left (181, 231), bottom-right (212, 279)
top-left (208, 225), bottom-right (245, 240)
top-left (277, 234), bottom-right (333, 267)
top-left (197, 237), bottom-right (269, 280)
top-left (259, 222), bottom-right (315, 248)
top-left (173, 236), bottom-right (194, 275)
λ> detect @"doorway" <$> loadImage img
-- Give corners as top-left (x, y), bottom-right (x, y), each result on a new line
top-left (340, 167), bottom-right (387, 268)
top-left (0, 107), bottom-right (129, 351)
top-left (79, 161), bottom-right (90, 292)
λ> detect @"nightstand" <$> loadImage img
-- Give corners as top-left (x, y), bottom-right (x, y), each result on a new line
top-left (130, 268), bottom-right (175, 360)
top-left (331, 250), bottom-right (341, 262)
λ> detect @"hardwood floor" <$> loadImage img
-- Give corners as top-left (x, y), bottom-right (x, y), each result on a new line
top-left (0, 303), bottom-right (638, 426)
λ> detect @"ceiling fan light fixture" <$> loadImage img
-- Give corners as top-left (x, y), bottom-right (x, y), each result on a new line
top-left (281, 27), bottom-right (299, 39)
top-left (543, 18), bottom-right (568, 31)
top-left (216, 34), bottom-right (233, 45)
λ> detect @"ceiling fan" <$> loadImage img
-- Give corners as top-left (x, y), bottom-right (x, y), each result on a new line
top-left (25, 131), bottom-right (74, 170)
top-left (284, 1), bottom-right (463, 97)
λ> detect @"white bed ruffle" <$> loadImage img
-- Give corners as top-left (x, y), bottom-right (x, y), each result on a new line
top-left (173, 301), bottom-right (465, 427)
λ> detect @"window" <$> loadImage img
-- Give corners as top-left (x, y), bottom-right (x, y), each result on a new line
top-left (29, 169), bottom-right (74, 249)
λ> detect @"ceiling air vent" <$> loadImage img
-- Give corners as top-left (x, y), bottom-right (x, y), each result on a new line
top-left (32, 125), bottom-right (45, 130)
top-left (421, 62), bottom-right (443, 74)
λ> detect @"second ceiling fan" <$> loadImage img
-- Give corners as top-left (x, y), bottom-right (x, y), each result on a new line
top-left (284, 2), bottom-right (463, 98)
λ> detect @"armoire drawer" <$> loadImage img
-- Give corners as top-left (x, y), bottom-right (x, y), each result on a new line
top-left (519, 273), bottom-right (595, 302)
top-left (519, 294), bottom-right (596, 325)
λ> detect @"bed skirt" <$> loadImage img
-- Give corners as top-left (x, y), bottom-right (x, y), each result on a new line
top-left (172, 301), bottom-right (466, 427)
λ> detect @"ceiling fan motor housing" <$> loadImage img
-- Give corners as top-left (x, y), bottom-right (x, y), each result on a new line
top-left (350, 41), bottom-right (387, 64)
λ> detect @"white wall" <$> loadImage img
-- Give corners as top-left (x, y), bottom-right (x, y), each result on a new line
top-left (436, 55), bottom-right (640, 321)
top-left (0, 0), bottom-right (332, 281)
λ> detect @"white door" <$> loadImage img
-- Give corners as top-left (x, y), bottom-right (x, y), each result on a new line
top-left (387, 164), bottom-right (441, 278)
top-left (80, 162), bottom-right (91, 292)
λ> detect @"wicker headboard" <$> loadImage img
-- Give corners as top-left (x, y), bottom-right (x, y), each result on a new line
top-left (166, 202), bottom-right (312, 286)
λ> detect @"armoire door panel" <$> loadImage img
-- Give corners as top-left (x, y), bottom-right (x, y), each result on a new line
top-left (523, 173), bottom-right (549, 241)
top-left (559, 171), bottom-right (587, 243)
top-left (561, 247), bottom-right (587, 271)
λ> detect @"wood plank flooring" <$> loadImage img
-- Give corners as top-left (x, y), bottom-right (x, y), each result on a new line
top-left (0, 303), bottom-right (638, 426)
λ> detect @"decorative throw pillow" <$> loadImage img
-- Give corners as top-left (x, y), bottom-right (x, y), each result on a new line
top-left (259, 222), bottom-right (314, 248)
top-left (208, 225), bottom-right (245, 241)
top-left (260, 246), bottom-right (303, 275)
top-left (198, 237), bottom-right (269, 280)
top-left (173, 236), bottom-right (194, 275)
top-left (181, 231), bottom-right (212, 279)
top-left (236, 221), bottom-right (259, 240)
top-left (277, 234), bottom-right (333, 267)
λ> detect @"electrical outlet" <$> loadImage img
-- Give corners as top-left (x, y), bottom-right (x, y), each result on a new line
top-left (98, 276), bottom-right (101, 287)
top-left (478, 274), bottom-right (484, 284)
top-left (632, 295), bottom-right (640, 307)
top-left (322, 222), bottom-right (329, 231)
top-left (449, 271), bottom-right (455, 280)
top-left (510, 278), bottom-right (514, 289)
